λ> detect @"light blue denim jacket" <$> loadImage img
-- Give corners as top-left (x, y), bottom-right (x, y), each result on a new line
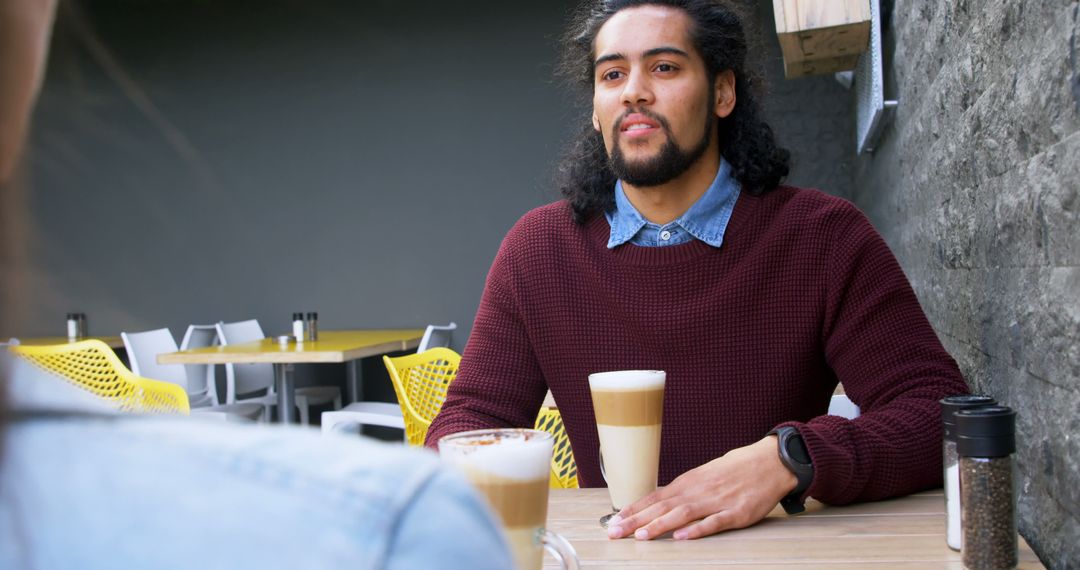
top-left (0, 357), bottom-right (514, 570)
top-left (605, 158), bottom-right (741, 248)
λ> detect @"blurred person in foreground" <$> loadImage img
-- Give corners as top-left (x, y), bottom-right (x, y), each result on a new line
top-left (426, 0), bottom-right (968, 541)
top-left (0, 3), bottom-right (512, 568)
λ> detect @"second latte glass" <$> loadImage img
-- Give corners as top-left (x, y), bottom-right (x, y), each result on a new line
top-left (439, 428), bottom-right (579, 570)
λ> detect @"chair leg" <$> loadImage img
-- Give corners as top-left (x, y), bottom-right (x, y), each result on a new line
top-left (298, 397), bottom-right (310, 425)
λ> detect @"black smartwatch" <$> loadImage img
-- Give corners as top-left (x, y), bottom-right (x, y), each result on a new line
top-left (767, 426), bottom-right (814, 515)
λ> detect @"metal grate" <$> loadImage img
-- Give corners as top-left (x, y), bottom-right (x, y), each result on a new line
top-left (855, 0), bottom-right (897, 154)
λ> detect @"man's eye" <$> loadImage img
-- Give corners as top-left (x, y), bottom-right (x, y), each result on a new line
top-left (602, 70), bottom-right (623, 81)
top-left (655, 63), bottom-right (676, 72)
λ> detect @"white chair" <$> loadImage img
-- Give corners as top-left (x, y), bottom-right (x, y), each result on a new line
top-left (213, 320), bottom-right (276, 420)
top-left (321, 401), bottom-right (406, 438)
top-left (179, 324), bottom-right (221, 406)
top-left (828, 394), bottom-right (861, 419)
top-left (216, 319), bottom-right (342, 425)
top-left (417, 322), bottom-right (457, 353)
top-left (121, 327), bottom-right (263, 422)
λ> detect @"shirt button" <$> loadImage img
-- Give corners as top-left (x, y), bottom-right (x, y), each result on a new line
top-left (660, 230), bottom-right (671, 241)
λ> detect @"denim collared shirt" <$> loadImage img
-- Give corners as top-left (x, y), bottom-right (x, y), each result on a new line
top-left (0, 355), bottom-right (513, 570)
top-left (605, 158), bottom-right (741, 248)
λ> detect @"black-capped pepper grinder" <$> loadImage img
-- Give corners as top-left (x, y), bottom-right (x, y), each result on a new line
top-left (956, 405), bottom-right (1018, 570)
top-left (306, 312), bottom-right (318, 342)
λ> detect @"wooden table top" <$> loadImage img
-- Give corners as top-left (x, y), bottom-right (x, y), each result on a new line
top-left (15, 336), bottom-right (124, 349)
top-left (156, 329), bottom-right (425, 365)
top-left (545, 488), bottom-right (1043, 569)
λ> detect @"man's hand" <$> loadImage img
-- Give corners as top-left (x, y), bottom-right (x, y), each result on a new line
top-left (605, 435), bottom-right (799, 540)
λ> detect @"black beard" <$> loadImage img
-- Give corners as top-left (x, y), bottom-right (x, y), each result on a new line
top-left (608, 113), bottom-right (713, 187)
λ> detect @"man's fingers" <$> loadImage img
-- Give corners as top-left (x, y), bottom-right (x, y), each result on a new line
top-left (672, 510), bottom-right (739, 540)
top-left (609, 500), bottom-right (665, 537)
top-left (631, 502), bottom-right (701, 540)
top-left (612, 484), bottom-right (671, 520)
top-left (608, 500), bottom-right (702, 541)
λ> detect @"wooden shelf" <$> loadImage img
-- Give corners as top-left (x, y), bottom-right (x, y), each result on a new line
top-left (773, 0), bottom-right (871, 78)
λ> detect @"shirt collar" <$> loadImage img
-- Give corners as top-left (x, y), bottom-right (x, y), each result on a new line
top-left (604, 158), bottom-right (741, 249)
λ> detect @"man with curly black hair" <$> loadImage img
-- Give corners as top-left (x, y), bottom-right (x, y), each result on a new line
top-left (428, 0), bottom-right (968, 541)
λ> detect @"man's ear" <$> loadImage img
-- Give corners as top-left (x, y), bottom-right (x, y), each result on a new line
top-left (592, 111), bottom-right (601, 132)
top-left (714, 70), bottom-right (736, 119)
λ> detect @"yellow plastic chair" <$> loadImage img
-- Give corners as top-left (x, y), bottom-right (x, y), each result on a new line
top-left (383, 348), bottom-right (579, 488)
top-left (383, 347), bottom-right (461, 447)
top-left (534, 407), bottom-right (579, 489)
top-left (10, 339), bottom-right (190, 414)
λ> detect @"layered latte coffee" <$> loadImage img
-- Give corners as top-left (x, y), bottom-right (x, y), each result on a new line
top-left (438, 429), bottom-right (578, 570)
top-left (589, 370), bottom-right (665, 510)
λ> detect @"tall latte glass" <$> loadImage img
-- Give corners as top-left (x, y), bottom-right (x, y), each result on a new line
top-left (439, 429), bottom-right (579, 570)
top-left (589, 370), bottom-right (665, 524)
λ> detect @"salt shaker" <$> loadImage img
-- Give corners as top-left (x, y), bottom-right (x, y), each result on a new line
top-left (956, 405), bottom-right (1017, 570)
top-left (66, 313), bottom-right (79, 341)
top-left (306, 312), bottom-right (318, 342)
top-left (292, 313), bottom-right (305, 340)
top-left (940, 395), bottom-right (996, 551)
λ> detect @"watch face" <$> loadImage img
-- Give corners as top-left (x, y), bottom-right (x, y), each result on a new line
top-left (785, 434), bottom-right (811, 464)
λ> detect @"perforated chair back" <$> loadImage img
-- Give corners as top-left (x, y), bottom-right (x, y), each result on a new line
top-left (10, 340), bottom-right (190, 414)
top-left (216, 319), bottom-right (274, 398)
top-left (382, 347), bottom-right (461, 446)
top-left (121, 328), bottom-right (188, 390)
top-left (417, 322), bottom-right (457, 353)
top-left (180, 324), bottom-right (221, 406)
top-left (534, 407), bottom-right (579, 489)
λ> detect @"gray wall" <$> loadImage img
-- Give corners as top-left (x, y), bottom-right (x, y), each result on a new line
top-left (854, 1), bottom-right (1079, 566)
top-left (756, 1), bottom-right (855, 200)
top-left (13, 0), bottom-right (580, 346)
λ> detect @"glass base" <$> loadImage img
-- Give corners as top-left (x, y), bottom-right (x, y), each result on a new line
top-left (599, 509), bottom-right (618, 529)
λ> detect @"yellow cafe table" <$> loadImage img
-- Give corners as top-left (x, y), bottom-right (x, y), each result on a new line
top-left (158, 329), bottom-right (423, 424)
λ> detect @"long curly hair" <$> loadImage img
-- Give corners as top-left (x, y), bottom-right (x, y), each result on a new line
top-left (555, 0), bottom-right (790, 223)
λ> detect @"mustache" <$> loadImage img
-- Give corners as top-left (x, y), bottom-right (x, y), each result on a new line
top-left (612, 108), bottom-right (673, 136)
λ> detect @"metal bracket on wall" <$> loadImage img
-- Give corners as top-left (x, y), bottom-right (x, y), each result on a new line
top-left (855, 0), bottom-right (897, 154)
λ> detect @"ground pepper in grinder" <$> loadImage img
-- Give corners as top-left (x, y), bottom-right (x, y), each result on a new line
top-left (956, 406), bottom-right (1017, 569)
top-left (306, 312), bottom-right (318, 342)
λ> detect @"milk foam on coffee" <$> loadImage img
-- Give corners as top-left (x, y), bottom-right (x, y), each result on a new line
top-left (449, 432), bottom-right (551, 481)
top-left (588, 370), bottom-right (666, 392)
top-left (589, 370), bottom-right (665, 510)
top-left (440, 430), bottom-right (553, 570)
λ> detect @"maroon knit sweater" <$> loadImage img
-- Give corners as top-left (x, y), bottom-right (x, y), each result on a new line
top-left (426, 186), bottom-right (969, 505)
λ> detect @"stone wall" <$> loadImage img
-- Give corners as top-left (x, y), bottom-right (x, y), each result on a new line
top-left (854, 1), bottom-right (1080, 566)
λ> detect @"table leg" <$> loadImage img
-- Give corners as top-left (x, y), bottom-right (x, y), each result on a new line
top-left (275, 363), bottom-right (296, 424)
top-left (347, 360), bottom-right (363, 403)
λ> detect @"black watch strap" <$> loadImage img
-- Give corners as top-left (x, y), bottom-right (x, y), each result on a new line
top-left (768, 426), bottom-right (814, 515)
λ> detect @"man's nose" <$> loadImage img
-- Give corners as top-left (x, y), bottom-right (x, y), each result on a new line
top-left (621, 69), bottom-right (654, 106)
